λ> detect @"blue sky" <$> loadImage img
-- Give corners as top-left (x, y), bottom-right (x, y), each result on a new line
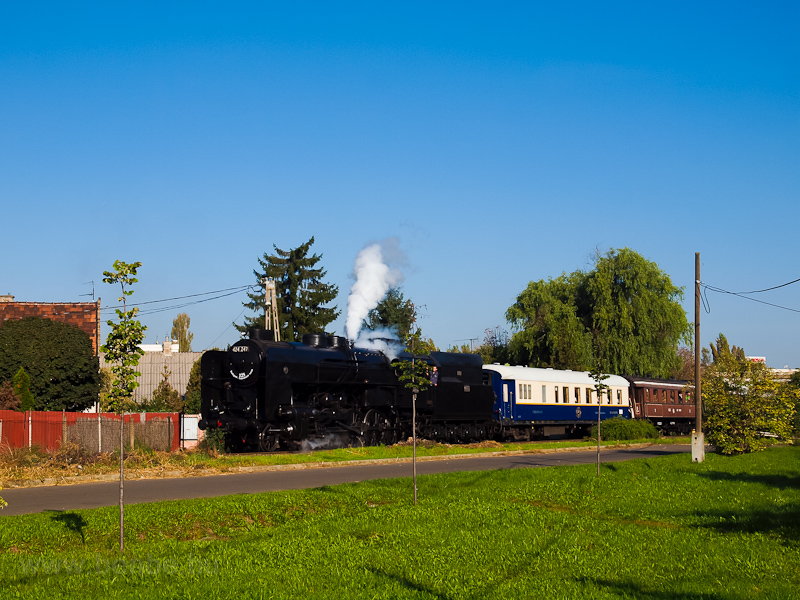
top-left (2, 2), bottom-right (798, 367)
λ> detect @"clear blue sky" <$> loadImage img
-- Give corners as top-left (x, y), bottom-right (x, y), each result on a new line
top-left (2, 2), bottom-right (798, 367)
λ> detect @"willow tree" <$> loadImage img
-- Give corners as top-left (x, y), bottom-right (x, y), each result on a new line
top-left (506, 248), bottom-right (690, 377)
top-left (238, 236), bottom-right (340, 341)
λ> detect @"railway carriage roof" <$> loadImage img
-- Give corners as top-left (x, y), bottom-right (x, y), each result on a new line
top-left (482, 364), bottom-right (629, 387)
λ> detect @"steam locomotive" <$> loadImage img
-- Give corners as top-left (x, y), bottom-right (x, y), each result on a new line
top-left (199, 329), bottom-right (695, 451)
top-left (199, 329), bottom-right (498, 451)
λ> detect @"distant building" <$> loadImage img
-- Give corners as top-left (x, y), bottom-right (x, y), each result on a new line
top-left (0, 295), bottom-right (102, 354)
top-left (745, 356), bottom-right (798, 382)
top-left (100, 341), bottom-right (203, 405)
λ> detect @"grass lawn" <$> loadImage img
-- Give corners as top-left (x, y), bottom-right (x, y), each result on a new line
top-left (0, 445), bottom-right (797, 599)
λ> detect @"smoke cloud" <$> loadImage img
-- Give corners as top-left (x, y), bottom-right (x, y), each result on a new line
top-left (352, 327), bottom-right (405, 361)
top-left (345, 239), bottom-right (406, 341)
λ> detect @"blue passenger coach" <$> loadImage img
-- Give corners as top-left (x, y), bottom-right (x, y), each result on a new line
top-left (482, 365), bottom-right (632, 439)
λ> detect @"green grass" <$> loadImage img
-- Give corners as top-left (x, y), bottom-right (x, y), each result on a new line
top-left (1, 445), bottom-right (797, 599)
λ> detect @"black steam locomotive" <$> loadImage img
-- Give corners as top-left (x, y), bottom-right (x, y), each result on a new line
top-left (199, 329), bottom-right (498, 451)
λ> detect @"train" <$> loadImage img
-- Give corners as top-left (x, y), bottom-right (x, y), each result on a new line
top-left (198, 328), bottom-right (694, 451)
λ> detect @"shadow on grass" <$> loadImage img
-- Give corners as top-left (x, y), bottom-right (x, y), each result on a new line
top-left (368, 567), bottom-right (454, 600)
top-left (576, 577), bottom-right (725, 599)
top-left (47, 510), bottom-right (88, 544)
top-left (691, 470), bottom-right (800, 546)
top-left (692, 504), bottom-right (800, 546)
top-left (698, 471), bottom-right (800, 491)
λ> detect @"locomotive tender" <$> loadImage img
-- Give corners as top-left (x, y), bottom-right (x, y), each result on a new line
top-left (199, 329), bottom-right (695, 451)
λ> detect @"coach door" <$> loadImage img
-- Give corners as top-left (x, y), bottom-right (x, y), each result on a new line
top-left (502, 382), bottom-right (513, 420)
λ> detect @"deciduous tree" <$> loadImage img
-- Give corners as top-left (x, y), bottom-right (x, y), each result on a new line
top-left (102, 259), bottom-right (146, 554)
top-left (703, 334), bottom-right (796, 454)
top-left (238, 236), bottom-right (340, 341)
top-left (0, 317), bottom-right (99, 411)
top-left (506, 248), bottom-right (690, 377)
top-left (170, 313), bottom-right (193, 352)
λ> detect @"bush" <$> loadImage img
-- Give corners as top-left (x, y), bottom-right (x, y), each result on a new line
top-left (198, 428), bottom-right (226, 455)
top-left (591, 417), bottom-right (660, 441)
top-left (0, 381), bottom-right (21, 410)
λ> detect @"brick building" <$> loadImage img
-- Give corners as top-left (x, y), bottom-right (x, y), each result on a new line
top-left (0, 295), bottom-right (102, 355)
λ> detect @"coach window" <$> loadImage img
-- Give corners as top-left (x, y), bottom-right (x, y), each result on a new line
top-left (607, 389), bottom-right (612, 405)
top-left (586, 388), bottom-right (592, 404)
top-left (678, 391), bottom-right (683, 404)
top-left (563, 387), bottom-right (569, 403)
top-left (574, 387), bottom-right (580, 404)
top-left (542, 385), bottom-right (547, 403)
top-left (617, 390), bottom-right (622, 404)
top-left (554, 386), bottom-right (559, 403)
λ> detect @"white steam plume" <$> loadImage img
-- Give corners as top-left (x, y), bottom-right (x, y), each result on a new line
top-left (345, 239), bottom-right (405, 341)
top-left (353, 327), bottom-right (405, 361)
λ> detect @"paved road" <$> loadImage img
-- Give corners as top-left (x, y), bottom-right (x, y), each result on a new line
top-left (0, 445), bottom-right (690, 516)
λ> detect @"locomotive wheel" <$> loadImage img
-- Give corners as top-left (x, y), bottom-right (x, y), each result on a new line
top-left (259, 427), bottom-right (279, 452)
top-left (362, 409), bottom-right (380, 446)
top-left (380, 412), bottom-right (399, 445)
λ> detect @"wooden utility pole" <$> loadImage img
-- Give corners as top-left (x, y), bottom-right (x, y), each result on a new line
top-left (693, 253), bottom-right (705, 462)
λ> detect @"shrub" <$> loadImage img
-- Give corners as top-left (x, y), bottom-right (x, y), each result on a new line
top-left (198, 428), bottom-right (226, 455)
top-left (0, 380), bottom-right (21, 410)
top-left (591, 417), bottom-right (660, 441)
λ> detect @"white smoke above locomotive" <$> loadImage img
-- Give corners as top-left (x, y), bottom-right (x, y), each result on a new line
top-left (344, 238), bottom-right (407, 359)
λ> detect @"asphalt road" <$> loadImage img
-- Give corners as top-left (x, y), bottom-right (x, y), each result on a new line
top-left (0, 444), bottom-right (690, 516)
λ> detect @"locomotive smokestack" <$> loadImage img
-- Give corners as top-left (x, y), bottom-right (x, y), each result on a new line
top-left (345, 238), bottom-right (405, 341)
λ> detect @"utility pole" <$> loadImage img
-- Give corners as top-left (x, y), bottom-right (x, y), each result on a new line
top-left (692, 253), bottom-right (705, 462)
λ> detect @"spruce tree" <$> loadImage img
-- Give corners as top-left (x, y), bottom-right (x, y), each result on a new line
top-left (365, 288), bottom-right (415, 339)
top-left (238, 236), bottom-right (340, 341)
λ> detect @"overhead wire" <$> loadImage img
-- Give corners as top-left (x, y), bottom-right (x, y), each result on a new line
top-left (736, 276), bottom-right (800, 294)
top-left (100, 284), bottom-right (259, 348)
top-left (100, 285), bottom-right (254, 312)
top-left (701, 282), bottom-right (800, 314)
